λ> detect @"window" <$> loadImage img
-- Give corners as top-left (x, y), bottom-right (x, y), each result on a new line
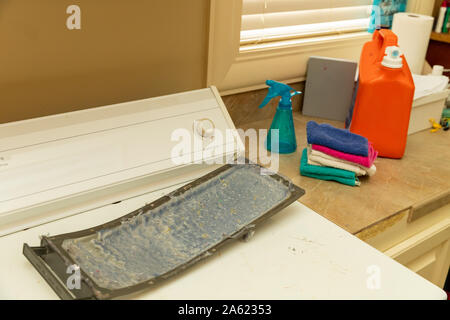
top-left (207, 0), bottom-right (435, 94)
top-left (241, 0), bottom-right (373, 47)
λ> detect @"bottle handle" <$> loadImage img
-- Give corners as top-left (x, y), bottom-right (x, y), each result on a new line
top-left (374, 29), bottom-right (399, 62)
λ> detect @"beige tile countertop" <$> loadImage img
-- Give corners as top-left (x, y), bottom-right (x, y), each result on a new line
top-left (238, 112), bottom-right (450, 235)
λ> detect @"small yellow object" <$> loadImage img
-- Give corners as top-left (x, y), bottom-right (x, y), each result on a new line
top-left (429, 118), bottom-right (442, 133)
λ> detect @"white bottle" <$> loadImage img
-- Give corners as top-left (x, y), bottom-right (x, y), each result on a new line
top-left (435, 1), bottom-right (448, 33)
top-left (431, 65), bottom-right (444, 76)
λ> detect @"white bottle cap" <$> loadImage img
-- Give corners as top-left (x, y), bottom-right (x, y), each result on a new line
top-left (381, 46), bottom-right (403, 69)
top-left (431, 65), bottom-right (444, 76)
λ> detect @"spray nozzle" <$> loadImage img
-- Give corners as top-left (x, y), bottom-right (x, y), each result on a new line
top-left (258, 80), bottom-right (302, 109)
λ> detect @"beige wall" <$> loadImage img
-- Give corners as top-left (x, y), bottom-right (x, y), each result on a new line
top-left (0, 0), bottom-right (209, 124)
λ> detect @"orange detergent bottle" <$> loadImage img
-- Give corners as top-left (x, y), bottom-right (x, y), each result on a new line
top-left (348, 29), bottom-right (415, 159)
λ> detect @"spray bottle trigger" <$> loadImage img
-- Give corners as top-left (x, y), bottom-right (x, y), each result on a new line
top-left (259, 93), bottom-right (276, 109)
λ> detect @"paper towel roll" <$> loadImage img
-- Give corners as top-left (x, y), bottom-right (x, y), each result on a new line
top-left (392, 13), bottom-right (434, 75)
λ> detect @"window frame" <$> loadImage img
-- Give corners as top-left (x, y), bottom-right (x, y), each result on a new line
top-left (207, 0), bottom-right (435, 95)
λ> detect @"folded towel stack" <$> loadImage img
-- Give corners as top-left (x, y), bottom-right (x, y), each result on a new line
top-left (300, 121), bottom-right (378, 186)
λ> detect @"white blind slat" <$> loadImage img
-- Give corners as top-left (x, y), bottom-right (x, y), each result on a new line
top-left (241, 5), bottom-right (372, 31)
top-left (241, 0), bottom-right (373, 45)
top-left (243, 0), bottom-right (373, 15)
top-left (241, 18), bottom-right (370, 44)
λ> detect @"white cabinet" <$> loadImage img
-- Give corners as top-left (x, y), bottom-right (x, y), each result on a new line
top-left (359, 204), bottom-right (450, 288)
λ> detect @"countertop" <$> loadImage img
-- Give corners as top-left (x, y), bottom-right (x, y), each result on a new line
top-left (239, 112), bottom-right (450, 235)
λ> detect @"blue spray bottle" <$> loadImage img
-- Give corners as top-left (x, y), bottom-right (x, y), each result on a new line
top-left (259, 80), bottom-right (301, 154)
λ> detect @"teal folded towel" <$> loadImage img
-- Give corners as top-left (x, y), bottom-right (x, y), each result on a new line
top-left (300, 148), bottom-right (360, 187)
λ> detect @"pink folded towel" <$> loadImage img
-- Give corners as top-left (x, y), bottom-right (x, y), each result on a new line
top-left (311, 142), bottom-right (378, 168)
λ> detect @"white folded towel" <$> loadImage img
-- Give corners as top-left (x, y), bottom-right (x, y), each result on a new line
top-left (307, 146), bottom-right (376, 177)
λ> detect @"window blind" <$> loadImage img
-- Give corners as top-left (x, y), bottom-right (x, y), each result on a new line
top-left (241, 0), bottom-right (373, 45)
